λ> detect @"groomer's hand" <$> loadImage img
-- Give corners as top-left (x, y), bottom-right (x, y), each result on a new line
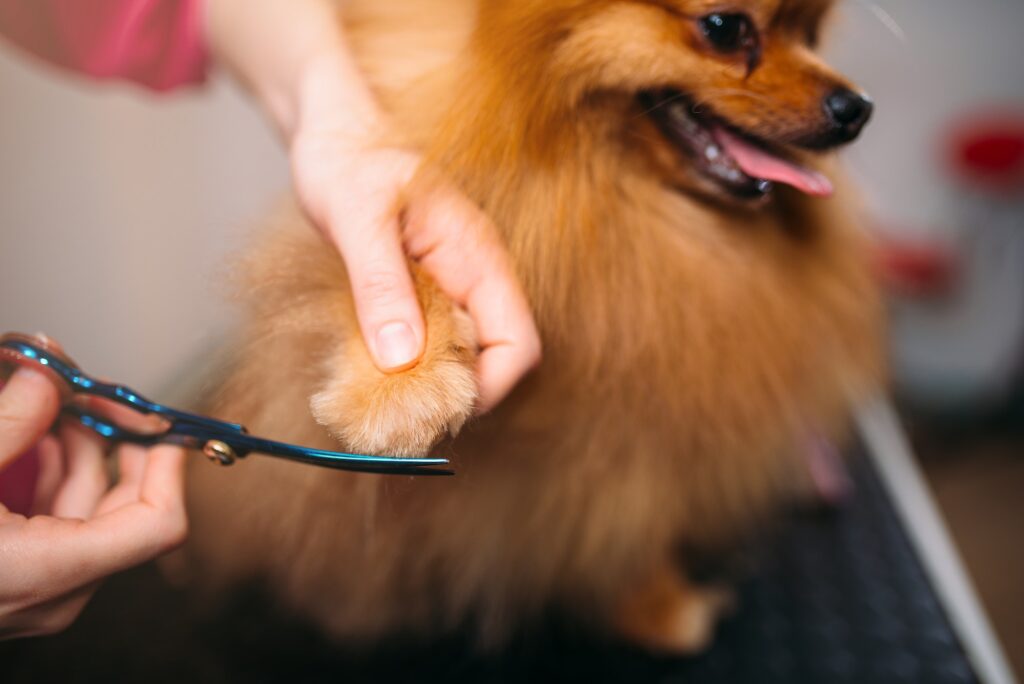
top-left (207, 0), bottom-right (541, 412)
top-left (290, 109), bottom-right (541, 411)
top-left (0, 365), bottom-right (186, 640)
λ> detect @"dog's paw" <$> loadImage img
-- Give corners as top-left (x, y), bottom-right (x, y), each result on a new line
top-left (310, 311), bottom-right (478, 457)
top-left (615, 566), bottom-right (735, 655)
top-left (634, 585), bottom-right (734, 654)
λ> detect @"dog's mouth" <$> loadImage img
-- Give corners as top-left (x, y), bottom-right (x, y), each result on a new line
top-left (640, 90), bottom-right (833, 202)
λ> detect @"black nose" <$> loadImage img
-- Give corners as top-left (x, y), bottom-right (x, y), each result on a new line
top-left (823, 89), bottom-right (873, 142)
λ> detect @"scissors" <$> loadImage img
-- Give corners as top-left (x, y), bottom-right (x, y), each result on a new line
top-left (0, 332), bottom-right (452, 476)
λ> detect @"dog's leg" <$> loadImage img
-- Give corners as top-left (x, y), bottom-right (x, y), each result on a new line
top-left (309, 271), bottom-right (479, 457)
top-left (614, 561), bottom-right (735, 654)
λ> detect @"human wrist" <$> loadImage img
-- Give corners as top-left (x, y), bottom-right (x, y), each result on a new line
top-left (204, 0), bottom-right (383, 143)
top-left (290, 50), bottom-right (385, 145)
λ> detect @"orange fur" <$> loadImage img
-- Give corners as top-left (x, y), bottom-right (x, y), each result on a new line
top-left (181, 0), bottom-right (884, 651)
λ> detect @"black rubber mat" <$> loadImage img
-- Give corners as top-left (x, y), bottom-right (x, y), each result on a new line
top-left (3, 447), bottom-right (980, 683)
top-left (667, 449), bottom-right (979, 684)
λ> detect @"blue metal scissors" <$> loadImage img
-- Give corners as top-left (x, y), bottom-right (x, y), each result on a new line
top-left (0, 332), bottom-right (451, 476)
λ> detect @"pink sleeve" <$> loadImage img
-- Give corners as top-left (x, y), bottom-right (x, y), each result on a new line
top-left (0, 0), bottom-right (207, 92)
top-left (0, 447), bottom-right (38, 517)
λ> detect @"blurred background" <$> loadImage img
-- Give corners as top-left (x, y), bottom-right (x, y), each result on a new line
top-left (1, 0), bottom-right (1022, 677)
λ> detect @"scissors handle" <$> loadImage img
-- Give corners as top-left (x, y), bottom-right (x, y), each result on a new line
top-left (1, 333), bottom-right (452, 476)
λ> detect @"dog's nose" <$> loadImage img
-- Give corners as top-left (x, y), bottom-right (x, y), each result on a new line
top-left (823, 89), bottom-right (873, 142)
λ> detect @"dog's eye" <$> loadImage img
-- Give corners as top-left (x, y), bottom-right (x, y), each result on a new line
top-left (699, 13), bottom-right (756, 53)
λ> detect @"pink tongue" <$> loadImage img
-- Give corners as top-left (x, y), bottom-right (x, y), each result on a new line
top-left (714, 127), bottom-right (834, 197)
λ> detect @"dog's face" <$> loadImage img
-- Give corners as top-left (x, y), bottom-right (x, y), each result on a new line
top-left (481, 0), bottom-right (871, 203)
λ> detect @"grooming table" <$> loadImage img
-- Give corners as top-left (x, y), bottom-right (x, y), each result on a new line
top-left (658, 400), bottom-right (1014, 684)
top-left (3, 402), bottom-right (1015, 683)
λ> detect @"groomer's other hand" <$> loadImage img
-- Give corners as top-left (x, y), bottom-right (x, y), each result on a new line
top-left (292, 123), bottom-right (541, 411)
top-left (206, 0), bottom-right (541, 412)
top-left (0, 365), bottom-right (186, 640)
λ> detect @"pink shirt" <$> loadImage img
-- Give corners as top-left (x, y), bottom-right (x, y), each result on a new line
top-left (0, 0), bottom-right (207, 91)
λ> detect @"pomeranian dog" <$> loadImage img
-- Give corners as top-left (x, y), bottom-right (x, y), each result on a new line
top-left (182, 0), bottom-right (883, 654)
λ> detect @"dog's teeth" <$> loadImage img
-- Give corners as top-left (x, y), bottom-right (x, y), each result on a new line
top-left (706, 145), bottom-right (720, 161)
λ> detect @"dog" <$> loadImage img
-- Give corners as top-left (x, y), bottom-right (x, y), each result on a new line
top-left (181, 0), bottom-right (884, 654)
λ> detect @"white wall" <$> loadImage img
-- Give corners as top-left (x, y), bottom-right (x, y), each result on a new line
top-left (827, 1), bottom-right (1024, 409)
top-left (827, 0), bottom-right (1024, 231)
top-left (0, 47), bottom-right (287, 390)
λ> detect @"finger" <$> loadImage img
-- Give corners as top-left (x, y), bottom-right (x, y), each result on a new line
top-left (31, 435), bottom-right (64, 516)
top-left (16, 446), bottom-right (187, 594)
top-left (468, 275), bottom-right (542, 411)
top-left (74, 393), bottom-right (169, 436)
top-left (0, 582), bottom-right (98, 639)
top-left (471, 290), bottom-right (542, 412)
top-left (407, 192), bottom-right (541, 411)
top-left (137, 444), bottom-right (186, 516)
top-left (329, 204), bottom-right (426, 373)
top-left (84, 445), bottom-right (187, 572)
top-left (0, 367), bottom-right (61, 469)
top-left (50, 420), bottom-right (108, 520)
top-left (92, 446), bottom-right (146, 517)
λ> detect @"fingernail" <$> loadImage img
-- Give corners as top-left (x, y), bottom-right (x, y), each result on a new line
top-left (374, 321), bottom-right (419, 371)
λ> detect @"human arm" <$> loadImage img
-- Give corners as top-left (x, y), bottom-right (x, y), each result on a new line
top-left (205, 0), bottom-right (541, 410)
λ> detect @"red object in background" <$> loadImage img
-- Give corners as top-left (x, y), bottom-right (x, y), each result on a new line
top-left (947, 112), bottom-right (1024, 195)
top-left (874, 239), bottom-right (959, 298)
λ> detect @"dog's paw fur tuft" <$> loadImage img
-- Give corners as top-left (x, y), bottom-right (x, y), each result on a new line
top-left (311, 309), bottom-right (478, 457)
